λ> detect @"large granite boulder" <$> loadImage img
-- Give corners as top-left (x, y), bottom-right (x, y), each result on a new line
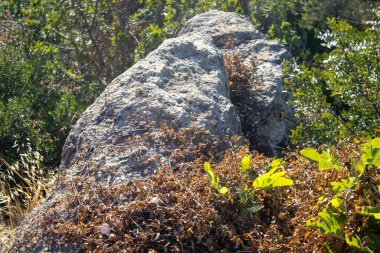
top-left (10, 11), bottom-right (294, 252)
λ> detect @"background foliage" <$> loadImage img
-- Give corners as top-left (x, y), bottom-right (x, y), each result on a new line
top-left (288, 9), bottom-right (380, 146)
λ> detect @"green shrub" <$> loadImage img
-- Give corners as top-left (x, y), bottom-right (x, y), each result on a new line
top-left (0, 48), bottom-right (82, 224)
top-left (287, 8), bottom-right (380, 146)
top-left (302, 138), bottom-right (380, 252)
top-left (0, 49), bottom-right (81, 167)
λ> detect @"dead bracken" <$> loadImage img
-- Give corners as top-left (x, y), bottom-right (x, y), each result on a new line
top-left (10, 124), bottom-right (376, 252)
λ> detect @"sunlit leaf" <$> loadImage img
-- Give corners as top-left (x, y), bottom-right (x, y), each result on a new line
top-left (253, 167), bottom-right (293, 189)
top-left (361, 137), bottom-right (380, 168)
top-left (331, 178), bottom-right (354, 194)
top-left (270, 158), bottom-right (284, 169)
top-left (345, 234), bottom-right (362, 249)
top-left (317, 210), bottom-right (344, 236)
top-left (204, 162), bottom-right (216, 186)
top-left (217, 186), bottom-right (228, 195)
top-left (272, 177), bottom-right (294, 187)
top-left (330, 197), bottom-right (343, 210)
top-left (204, 162), bottom-right (228, 195)
top-left (240, 155), bottom-right (251, 172)
top-left (300, 148), bottom-right (321, 163)
top-left (361, 206), bottom-right (380, 219)
top-left (301, 148), bottom-right (341, 170)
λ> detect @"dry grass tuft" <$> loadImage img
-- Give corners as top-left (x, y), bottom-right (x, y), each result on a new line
top-left (0, 145), bottom-right (56, 252)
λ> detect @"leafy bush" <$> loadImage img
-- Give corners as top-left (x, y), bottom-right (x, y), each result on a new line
top-left (287, 8), bottom-right (380, 146)
top-left (0, 47), bottom-right (82, 226)
top-left (302, 138), bottom-right (380, 252)
top-left (0, 49), bottom-right (81, 166)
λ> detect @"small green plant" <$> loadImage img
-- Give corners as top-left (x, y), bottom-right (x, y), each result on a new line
top-left (360, 138), bottom-right (380, 170)
top-left (204, 156), bottom-right (293, 194)
top-left (252, 158), bottom-right (294, 189)
top-left (204, 155), bottom-right (294, 219)
top-left (240, 155), bottom-right (251, 172)
top-left (204, 162), bottom-right (228, 195)
top-left (303, 137), bottom-right (380, 252)
top-left (300, 148), bottom-right (342, 170)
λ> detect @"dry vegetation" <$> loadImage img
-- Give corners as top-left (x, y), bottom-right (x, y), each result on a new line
top-left (0, 150), bottom-right (56, 252)
top-left (12, 138), bottom-right (377, 252)
top-left (7, 122), bottom-right (378, 252)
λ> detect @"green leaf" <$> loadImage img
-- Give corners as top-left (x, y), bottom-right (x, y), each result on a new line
top-left (240, 155), bottom-right (251, 172)
top-left (330, 197), bottom-right (344, 211)
top-left (345, 234), bottom-right (362, 249)
top-left (301, 148), bottom-right (341, 170)
top-left (217, 186), bottom-right (228, 195)
top-left (361, 138), bottom-right (380, 168)
top-left (370, 138), bottom-right (380, 167)
top-left (300, 148), bottom-right (322, 163)
top-left (204, 162), bottom-right (228, 195)
top-left (317, 210), bottom-right (344, 236)
top-left (253, 167), bottom-right (293, 189)
top-left (272, 177), bottom-right (294, 187)
top-left (270, 158), bottom-right (284, 169)
top-left (331, 178), bottom-right (354, 194)
top-left (204, 162), bottom-right (216, 186)
top-left (355, 161), bottom-right (365, 175)
top-left (361, 206), bottom-right (380, 219)
top-left (306, 218), bottom-right (317, 228)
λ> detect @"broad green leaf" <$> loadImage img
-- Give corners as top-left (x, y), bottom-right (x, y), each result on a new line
top-left (217, 186), bottom-right (228, 195)
top-left (345, 234), bottom-right (361, 249)
top-left (270, 158), bottom-right (284, 169)
top-left (370, 137), bottom-right (380, 150)
top-left (204, 162), bottom-right (228, 195)
top-left (330, 198), bottom-right (340, 208)
top-left (317, 196), bottom-right (325, 204)
top-left (361, 206), bottom-right (380, 219)
top-left (322, 150), bottom-right (331, 159)
top-left (330, 197), bottom-right (344, 211)
top-left (240, 155), bottom-right (251, 172)
top-left (331, 178), bottom-right (354, 194)
top-left (253, 176), bottom-right (273, 189)
top-left (361, 138), bottom-right (380, 168)
top-left (253, 168), bottom-right (293, 189)
top-left (300, 148), bottom-right (321, 163)
top-left (306, 218), bottom-right (317, 228)
top-left (272, 177), bottom-right (294, 187)
top-left (355, 162), bottom-right (365, 175)
top-left (371, 138), bottom-right (380, 167)
top-left (301, 148), bottom-right (341, 170)
top-left (317, 210), bottom-right (344, 236)
top-left (271, 171), bottom-right (287, 178)
top-left (320, 153), bottom-right (341, 170)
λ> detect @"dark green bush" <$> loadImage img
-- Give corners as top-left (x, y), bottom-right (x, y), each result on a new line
top-left (0, 48), bottom-right (81, 167)
top-left (287, 8), bottom-right (380, 146)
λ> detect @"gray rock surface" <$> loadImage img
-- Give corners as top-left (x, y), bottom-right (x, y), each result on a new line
top-left (179, 11), bottom-right (294, 153)
top-left (10, 11), bottom-right (294, 252)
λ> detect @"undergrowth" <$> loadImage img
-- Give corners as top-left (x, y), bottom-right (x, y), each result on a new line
top-left (9, 133), bottom-right (378, 252)
top-left (0, 145), bottom-right (56, 252)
